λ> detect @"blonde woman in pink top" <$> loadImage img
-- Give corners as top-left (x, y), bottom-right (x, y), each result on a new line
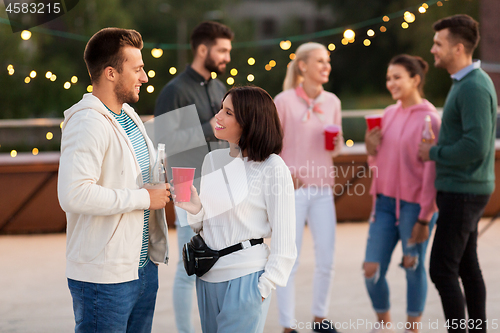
top-left (275, 42), bottom-right (342, 333)
top-left (364, 55), bottom-right (441, 333)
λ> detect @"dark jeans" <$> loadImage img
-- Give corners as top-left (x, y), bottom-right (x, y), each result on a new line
top-left (429, 191), bottom-right (490, 333)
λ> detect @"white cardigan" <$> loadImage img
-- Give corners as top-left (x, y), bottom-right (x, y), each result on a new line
top-left (58, 93), bottom-right (168, 284)
top-left (188, 149), bottom-right (297, 298)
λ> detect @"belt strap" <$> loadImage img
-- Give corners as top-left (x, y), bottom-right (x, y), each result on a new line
top-left (218, 238), bottom-right (264, 257)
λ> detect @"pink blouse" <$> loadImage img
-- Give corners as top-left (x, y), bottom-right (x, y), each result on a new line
top-left (275, 88), bottom-right (342, 187)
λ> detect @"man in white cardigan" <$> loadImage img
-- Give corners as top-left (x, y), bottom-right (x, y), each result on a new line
top-left (57, 28), bottom-right (170, 333)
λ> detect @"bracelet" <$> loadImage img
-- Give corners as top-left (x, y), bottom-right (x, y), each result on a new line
top-left (417, 220), bottom-right (430, 226)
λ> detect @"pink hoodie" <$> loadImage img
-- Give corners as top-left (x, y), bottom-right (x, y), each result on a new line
top-left (369, 99), bottom-right (441, 221)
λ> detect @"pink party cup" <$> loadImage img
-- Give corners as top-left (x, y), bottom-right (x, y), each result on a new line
top-left (324, 124), bottom-right (341, 151)
top-left (171, 167), bottom-right (196, 202)
top-left (365, 114), bottom-right (383, 130)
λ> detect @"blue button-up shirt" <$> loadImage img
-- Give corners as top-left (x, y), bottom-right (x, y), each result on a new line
top-left (451, 60), bottom-right (481, 81)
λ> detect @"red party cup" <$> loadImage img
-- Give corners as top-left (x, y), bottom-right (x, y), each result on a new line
top-left (365, 114), bottom-right (383, 130)
top-left (171, 167), bottom-right (196, 202)
top-left (324, 124), bottom-right (341, 151)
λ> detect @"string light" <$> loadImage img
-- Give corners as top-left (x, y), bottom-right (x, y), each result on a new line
top-left (280, 40), bottom-right (292, 50)
top-left (211, 72), bottom-right (217, 79)
top-left (147, 85), bottom-right (154, 93)
top-left (343, 29), bottom-right (355, 41)
top-left (46, 132), bottom-right (53, 140)
top-left (20, 30), bottom-right (31, 40)
top-left (226, 77), bottom-right (234, 85)
top-left (32, 148), bottom-right (39, 155)
top-left (2, 0), bottom-right (446, 103)
top-left (87, 85), bottom-right (93, 92)
top-left (60, 121), bottom-right (64, 128)
top-left (346, 139), bottom-right (354, 147)
top-left (404, 11), bottom-right (416, 23)
top-left (11, 150), bottom-right (17, 157)
top-left (151, 48), bottom-right (163, 58)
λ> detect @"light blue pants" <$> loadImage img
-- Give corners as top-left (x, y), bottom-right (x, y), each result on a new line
top-left (173, 207), bottom-right (196, 333)
top-left (196, 271), bottom-right (271, 333)
top-left (364, 194), bottom-right (437, 317)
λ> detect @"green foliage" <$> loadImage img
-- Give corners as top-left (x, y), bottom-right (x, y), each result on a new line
top-left (312, 0), bottom-right (479, 108)
top-left (0, 0), bottom-right (480, 123)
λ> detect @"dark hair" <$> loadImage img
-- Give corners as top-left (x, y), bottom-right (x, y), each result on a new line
top-left (190, 21), bottom-right (234, 53)
top-left (223, 86), bottom-right (283, 162)
top-left (389, 54), bottom-right (429, 97)
top-left (84, 28), bottom-right (143, 84)
top-left (433, 14), bottom-right (480, 54)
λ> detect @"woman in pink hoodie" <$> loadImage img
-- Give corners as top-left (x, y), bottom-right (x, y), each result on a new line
top-left (363, 54), bottom-right (441, 333)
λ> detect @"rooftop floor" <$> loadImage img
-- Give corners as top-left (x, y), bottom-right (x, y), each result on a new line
top-left (1, 219), bottom-right (499, 333)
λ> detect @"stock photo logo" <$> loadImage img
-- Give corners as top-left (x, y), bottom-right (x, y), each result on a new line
top-left (145, 104), bottom-right (251, 226)
top-left (4, 0), bottom-right (79, 33)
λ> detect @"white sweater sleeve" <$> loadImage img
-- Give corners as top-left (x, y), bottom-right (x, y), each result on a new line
top-left (258, 159), bottom-right (297, 298)
top-left (58, 112), bottom-right (150, 215)
top-left (186, 153), bottom-right (211, 231)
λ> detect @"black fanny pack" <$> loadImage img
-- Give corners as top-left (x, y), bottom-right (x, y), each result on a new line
top-left (182, 234), bottom-right (264, 277)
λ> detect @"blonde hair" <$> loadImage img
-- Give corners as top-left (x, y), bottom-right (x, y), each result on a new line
top-left (282, 42), bottom-right (328, 91)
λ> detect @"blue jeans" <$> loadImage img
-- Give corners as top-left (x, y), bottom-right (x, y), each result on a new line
top-left (430, 191), bottom-right (489, 332)
top-left (364, 194), bottom-right (437, 317)
top-left (196, 270), bottom-right (271, 333)
top-left (173, 206), bottom-right (196, 333)
top-left (67, 259), bottom-right (158, 333)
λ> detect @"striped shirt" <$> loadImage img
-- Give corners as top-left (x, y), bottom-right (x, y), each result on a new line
top-left (110, 108), bottom-right (151, 268)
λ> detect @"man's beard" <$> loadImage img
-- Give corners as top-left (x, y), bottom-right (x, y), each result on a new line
top-left (204, 53), bottom-right (226, 76)
top-left (114, 80), bottom-right (139, 105)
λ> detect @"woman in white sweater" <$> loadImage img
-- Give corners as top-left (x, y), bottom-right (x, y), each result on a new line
top-left (176, 86), bottom-right (297, 333)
